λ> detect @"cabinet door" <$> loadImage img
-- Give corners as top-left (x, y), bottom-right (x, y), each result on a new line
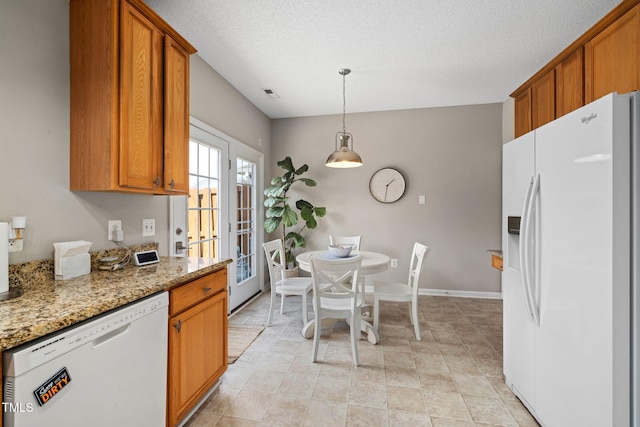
top-left (119, 1), bottom-right (163, 191)
top-left (531, 70), bottom-right (555, 129)
top-left (163, 36), bottom-right (190, 194)
top-left (168, 290), bottom-right (228, 427)
top-left (555, 48), bottom-right (584, 118)
top-left (514, 88), bottom-right (532, 138)
top-left (585, 3), bottom-right (640, 103)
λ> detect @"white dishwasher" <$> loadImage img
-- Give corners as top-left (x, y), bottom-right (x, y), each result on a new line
top-left (2, 292), bottom-right (168, 427)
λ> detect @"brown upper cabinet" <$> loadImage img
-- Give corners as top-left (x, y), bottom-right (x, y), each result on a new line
top-left (531, 69), bottom-right (556, 129)
top-left (70, 0), bottom-right (196, 194)
top-left (585, 3), bottom-right (640, 103)
top-left (555, 48), bottom-right (584, 118)
top-left (513, 88), bottom-right (532, 137)
top-left (512, 0), bottom-right (639, 138)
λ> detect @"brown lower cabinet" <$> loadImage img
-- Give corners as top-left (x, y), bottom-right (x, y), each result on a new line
top-left (167, 269), bottom-right (228, 427)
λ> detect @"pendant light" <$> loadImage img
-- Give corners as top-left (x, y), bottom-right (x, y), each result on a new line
top-left (326, 68), bottom-right (363, 168)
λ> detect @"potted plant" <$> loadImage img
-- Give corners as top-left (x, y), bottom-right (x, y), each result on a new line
top-left (264, 157), bottom-right (326, 272)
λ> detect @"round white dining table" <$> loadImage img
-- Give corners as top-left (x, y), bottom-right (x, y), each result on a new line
top-left (295, 250), bottom-right (390, 344)
top-left (296, 250), bottom-right (390, 275)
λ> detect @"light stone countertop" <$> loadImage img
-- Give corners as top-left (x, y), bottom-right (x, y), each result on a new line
top-left (0, 256), bottom-right (231, 351)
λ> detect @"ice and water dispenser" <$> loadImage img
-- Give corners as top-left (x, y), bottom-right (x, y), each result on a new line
top-left (506, 216), bottom-right (521, 271)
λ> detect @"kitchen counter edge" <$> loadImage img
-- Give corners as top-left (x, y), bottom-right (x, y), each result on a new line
top-left (0, 257), bottom-right (232, 352)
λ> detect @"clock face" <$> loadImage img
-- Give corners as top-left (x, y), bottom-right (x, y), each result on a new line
top-left (369, 167), bottom-right (406, 203)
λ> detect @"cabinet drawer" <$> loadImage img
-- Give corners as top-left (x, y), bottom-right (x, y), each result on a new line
top-left (170, 269), bottom-right (227, 315)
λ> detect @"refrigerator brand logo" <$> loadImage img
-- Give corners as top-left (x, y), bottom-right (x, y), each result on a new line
top-left (581, 113), bottom-right (597, 124)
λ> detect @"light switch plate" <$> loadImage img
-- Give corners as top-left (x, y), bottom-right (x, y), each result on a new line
top-left (142, 218), bottom-right (155, 237)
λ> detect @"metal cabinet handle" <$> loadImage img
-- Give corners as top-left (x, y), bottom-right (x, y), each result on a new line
top-left (203, 287), bottom-right (212, 292)
top-left (169, 179), bottom-right (175, 189)
top-left (153, 176), bottom-right (161, 187)
top-left (173, 320), bottom-right (182, 333)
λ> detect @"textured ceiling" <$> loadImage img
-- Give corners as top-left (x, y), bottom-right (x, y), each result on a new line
top-left (144, 0), bottom-right (622, 119)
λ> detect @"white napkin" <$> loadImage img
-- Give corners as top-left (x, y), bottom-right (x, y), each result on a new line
top-left (54, 240), bottom-right (92, 280)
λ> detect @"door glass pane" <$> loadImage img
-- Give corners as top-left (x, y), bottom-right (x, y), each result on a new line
top-left (188, 140), bottom-right (221, 259)
top-left (236, 157), bottom-right (256, 283)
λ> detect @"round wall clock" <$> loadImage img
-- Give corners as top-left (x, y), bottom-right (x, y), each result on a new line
top-left (369, 167), bottom-right (406, 203)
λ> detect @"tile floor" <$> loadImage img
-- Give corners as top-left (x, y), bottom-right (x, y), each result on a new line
top-left (184, 292), bottom-right (539, 426)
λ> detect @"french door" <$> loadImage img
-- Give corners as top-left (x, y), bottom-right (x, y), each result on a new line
top-left (230, 145), bottom-right (263, 310)
top-left (170, 118), bottom-right (263, 313)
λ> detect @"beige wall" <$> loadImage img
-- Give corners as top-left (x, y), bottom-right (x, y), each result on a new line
top-left (271, 104), bottom-right (503, 294)
top-left (1, 0), bottom-right (504, 295)
top-left (502, 97), bottom-right (515, 143)
top-left (0, 0), bottom-right (269, 263)
top-left (190, 55), bottom-right (271, 164)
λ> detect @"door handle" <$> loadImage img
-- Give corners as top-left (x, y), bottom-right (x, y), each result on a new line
top-left (175, 241), bottom-right (187, 253)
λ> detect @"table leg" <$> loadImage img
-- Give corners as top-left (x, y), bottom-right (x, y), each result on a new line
top-left (360, 319), bottom-right (380, 344)
top-left (301, 318), bottom-right (339, 339)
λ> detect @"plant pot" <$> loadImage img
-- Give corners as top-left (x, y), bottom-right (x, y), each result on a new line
top-left (277, 266), bottom-right (299, 281)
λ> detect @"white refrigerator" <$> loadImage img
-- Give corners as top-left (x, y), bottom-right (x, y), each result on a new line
top-left (502, 92), bottom-right (639, 427)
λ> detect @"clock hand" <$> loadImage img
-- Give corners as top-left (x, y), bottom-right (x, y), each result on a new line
top-left (384, 186), bottom-right (388, 201)
top-left (386, 179), bottom-right (395, 187)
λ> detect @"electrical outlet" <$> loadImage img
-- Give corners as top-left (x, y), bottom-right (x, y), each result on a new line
top-left (142, 218), bottom-right (155, 237)
top-left (8, 239), bottom-right (23, 252)
top-left (108, 220), bottom-right (122, 241)
top-left (391, 258), bottom-right (398, 268)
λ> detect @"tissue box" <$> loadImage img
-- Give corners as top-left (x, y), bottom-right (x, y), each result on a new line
top-left (56, 253), bottom-right (90, 280)
top-left (54, 240), bottom-right (92, 280)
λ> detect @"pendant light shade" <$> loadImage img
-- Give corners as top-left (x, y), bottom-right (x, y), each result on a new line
top-left (326, 68), bottom-right (363, 168)
top-left (326, 132), bottom-right (363, 167)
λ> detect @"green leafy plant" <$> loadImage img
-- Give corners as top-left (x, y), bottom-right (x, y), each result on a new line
top-left (264, 157), bottom-right (326, 267)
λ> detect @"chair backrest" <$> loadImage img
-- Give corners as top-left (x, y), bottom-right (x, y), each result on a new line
top-left (329, 235), bottom-right (362, 251)
top-left (408, 242), bottom-right (430, 296)
top-left (309, 255), bottom-right (363, 311)
top-left (262, 239), bottom-right (285, 285)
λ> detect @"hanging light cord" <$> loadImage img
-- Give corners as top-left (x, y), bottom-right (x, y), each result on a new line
top-left (342, 71), bottom-right (347, 135)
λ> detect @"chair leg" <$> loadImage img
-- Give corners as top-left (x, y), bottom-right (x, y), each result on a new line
top-left (302, 292), bottom-right (308, 323)
top-left (412, 300), bottom-right (421, 341)
top-left (350, 312), bottom-right (360, 366)
top-left (407, 302), bottom-right (414, 325)
top-left (267, 290), bottom-right (276, 326)
top-left (312, 314), bottom-right (321, 362)
top-left (280, 293), bottom-right (285, 314)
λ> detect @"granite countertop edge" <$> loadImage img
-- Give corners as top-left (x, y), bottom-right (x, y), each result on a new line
top-left (0, 256), bottom-right (232, 352)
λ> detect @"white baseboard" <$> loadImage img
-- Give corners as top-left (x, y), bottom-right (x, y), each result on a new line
top-left (418, 288), bottom-right (502, 299)
top-left (363, 285), bottom-right (502, 300)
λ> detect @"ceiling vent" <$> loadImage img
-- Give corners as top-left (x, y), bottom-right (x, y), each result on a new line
top-left (263, 88), bottom-right (280, 99)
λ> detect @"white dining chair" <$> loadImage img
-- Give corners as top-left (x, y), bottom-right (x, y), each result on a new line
top-left (262, 239), bottom-right (312, 327)
top-left (329, 235), bottom-right (365, 302)
top-left (329, 235), bottom-right (362, 251)
top-left (309, 254), bottom-right (363, 366)
top-left (373, 242), bottom-right (430, 341)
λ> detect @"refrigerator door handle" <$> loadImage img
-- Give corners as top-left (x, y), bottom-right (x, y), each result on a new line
top-left (524, 174), bottom-right (541, 326)
top-left (519, 176), bottom-right (536, 321)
